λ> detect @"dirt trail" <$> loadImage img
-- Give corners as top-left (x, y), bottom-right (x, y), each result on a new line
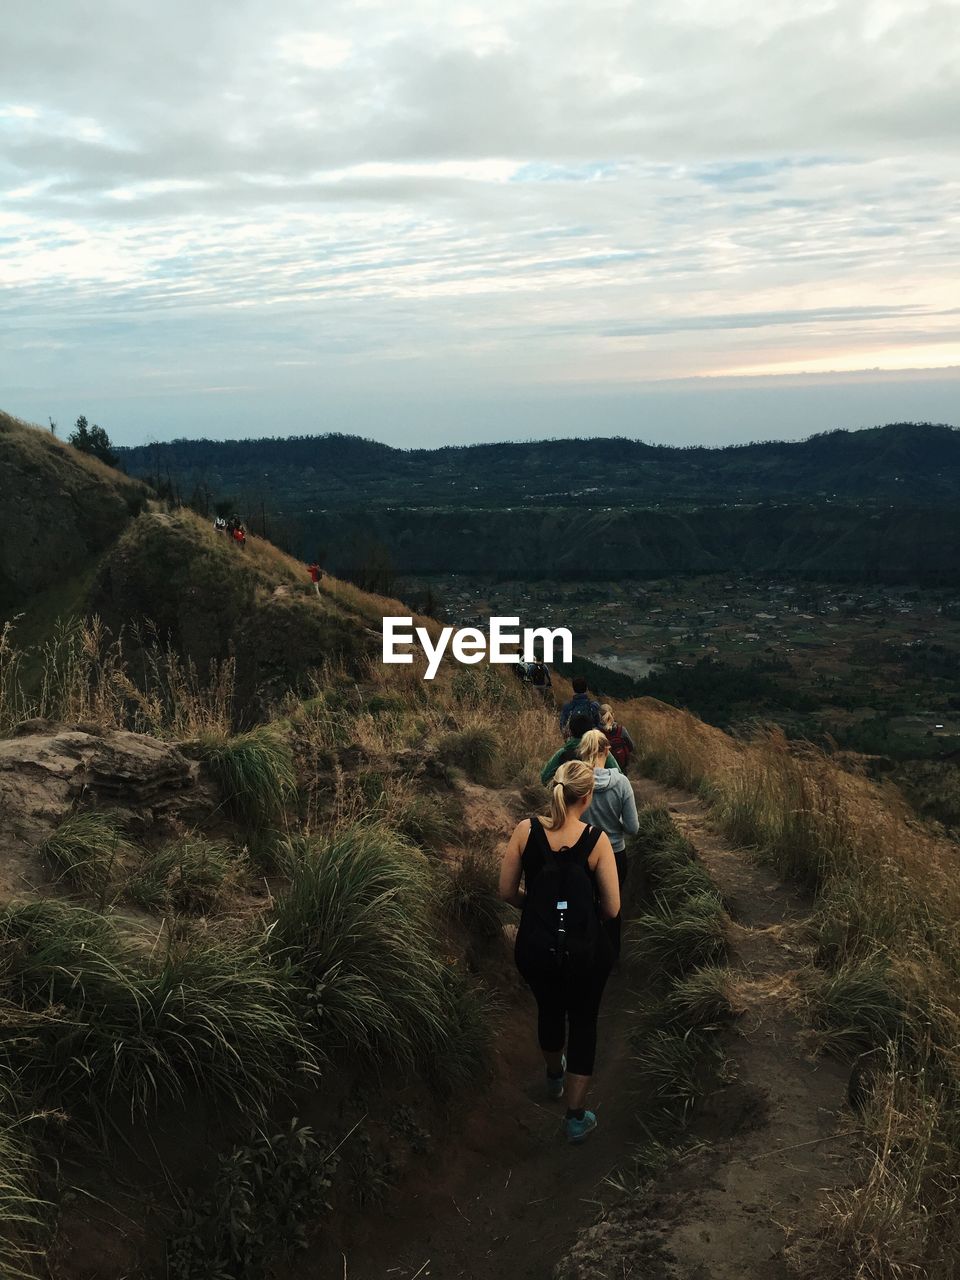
top-left (312, 778), bottom-right (852, 1280)
top-left (560, 780), bottom-right (852, 1280)
top-left (311, 954), bottom-right (643, 1280)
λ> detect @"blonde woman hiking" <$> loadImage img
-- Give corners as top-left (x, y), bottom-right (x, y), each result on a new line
top-left (579, 728), bottom-right (639, 957)
top-left (499, 760), bottom-right (620, 1143)
top-left (578, 729), bottom-right (639, 889)
top-left (599, 704), bottom-right (635, 772)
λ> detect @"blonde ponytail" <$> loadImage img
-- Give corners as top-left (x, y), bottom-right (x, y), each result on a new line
top-left (578, 728), bottom-right (610, 765)
top-left (542, 759), bottom-right (595, 830)
top-left (599, 703), bottom-right (615, 731)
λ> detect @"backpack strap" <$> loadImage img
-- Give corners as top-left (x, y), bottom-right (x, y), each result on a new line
top-left (574, 825), bottom-right (603, 865)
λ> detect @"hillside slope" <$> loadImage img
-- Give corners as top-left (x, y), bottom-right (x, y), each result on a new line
top-left (0, 412), bottom-right (148, 611)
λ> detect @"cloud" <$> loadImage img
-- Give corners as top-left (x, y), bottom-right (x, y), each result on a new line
top-left (0, 0), bottom-right (958, 445)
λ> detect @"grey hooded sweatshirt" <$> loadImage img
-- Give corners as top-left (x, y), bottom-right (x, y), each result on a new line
top-left (584, 767), bottom-right (640, 852)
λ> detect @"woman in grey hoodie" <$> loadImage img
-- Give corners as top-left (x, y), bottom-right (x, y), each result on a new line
top-left (579, 729), bottom-right (639, 956)
top-left (578, 730), bottom-right (640, 889)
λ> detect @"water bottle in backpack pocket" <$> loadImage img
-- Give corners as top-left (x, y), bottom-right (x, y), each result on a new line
top-left (516, 824), bottom-right (608, 979)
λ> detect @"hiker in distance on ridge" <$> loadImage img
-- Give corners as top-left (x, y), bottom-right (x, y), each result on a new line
top-left (559, 676), bottom-right (602, 734)
top-left (528, 658), bottom-right (553, 703)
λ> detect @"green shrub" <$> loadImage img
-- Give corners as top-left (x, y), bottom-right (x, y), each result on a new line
top-left (167, 1119), bottom-right (338, 1279)
top-left (37, 809), bottom-right (132, 898)
top-left (0, 900), bottom-right (312, 1120)
top-left (268, 824), bottom-right (491, 1074)
top-left (200, 727), bottom-right (297, 833)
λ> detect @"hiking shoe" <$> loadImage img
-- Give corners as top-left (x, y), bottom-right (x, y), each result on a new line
top-left (546, 1056), bottom-right (566, 1100)
top-left (565, 1111), bottom-right (598, 1144)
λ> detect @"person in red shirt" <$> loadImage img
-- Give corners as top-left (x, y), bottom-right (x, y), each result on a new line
top-left (308, 562), bottom-right (322, 595)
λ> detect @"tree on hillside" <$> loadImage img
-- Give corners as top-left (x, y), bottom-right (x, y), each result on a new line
top-left (69, 415), bottom-right (118, 467)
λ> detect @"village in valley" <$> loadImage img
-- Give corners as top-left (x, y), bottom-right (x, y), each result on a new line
top-left (402, 573), bottom-right (960, 748)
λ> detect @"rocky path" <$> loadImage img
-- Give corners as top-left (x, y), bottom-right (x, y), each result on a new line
top-left (311, 777), bottom-right (853, 1280)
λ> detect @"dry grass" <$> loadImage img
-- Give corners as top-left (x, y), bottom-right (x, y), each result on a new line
top-left (0, 409), bottom-right (146, 495)
top-left (621, 694), bottom-right (960, 1278)
top-left (0, 615), bottom-right (237, 739)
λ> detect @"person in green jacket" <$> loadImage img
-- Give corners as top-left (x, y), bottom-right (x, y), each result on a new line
top-left (541, 711), bottom-right (621, 784)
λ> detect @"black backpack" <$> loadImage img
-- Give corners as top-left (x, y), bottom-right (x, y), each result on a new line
top-left (516, 820), bottom-right (605, 979)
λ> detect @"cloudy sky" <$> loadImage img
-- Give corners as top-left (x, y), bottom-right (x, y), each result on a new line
top-left (2, 0), bottom-right (959, 448)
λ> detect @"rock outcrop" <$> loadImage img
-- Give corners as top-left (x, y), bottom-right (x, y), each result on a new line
top-left (0, 725), bottom-right (213, 896)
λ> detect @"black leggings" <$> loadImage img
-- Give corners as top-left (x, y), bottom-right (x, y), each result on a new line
top-left (522, 966), bottom-right (611, 1076)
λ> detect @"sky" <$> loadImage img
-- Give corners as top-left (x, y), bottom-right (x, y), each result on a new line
top-left (1, 0), bottom-right (959, 449)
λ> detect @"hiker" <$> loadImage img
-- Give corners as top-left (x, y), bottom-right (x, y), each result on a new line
top-left (232, 523), bottom-right (246, 548)
top-left (529, 659), bottom-right (553, 701)
top-left (499, 759), bottom-right (620, 1143)
top-left (541, 711), bottom-right (620, 784)
top-left (578, 729), bottom-right (640, 889)
top-left (559, 676), bottom-right (601, 734)
top-left (599, 704), bottom-right (635, 772)
top-left (308, 562), bottom-right (322, 595)
top-left (214, 516), bottom-right (226, 533)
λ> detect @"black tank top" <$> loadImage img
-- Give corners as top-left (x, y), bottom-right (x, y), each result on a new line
top-left (521, 818), bottom-right (601, 892)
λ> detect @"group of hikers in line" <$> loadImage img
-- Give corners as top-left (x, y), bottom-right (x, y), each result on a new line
top-left (214, 515), bottom-right (247, 548)
top-left (500, 675), bottom-right (638, 1143)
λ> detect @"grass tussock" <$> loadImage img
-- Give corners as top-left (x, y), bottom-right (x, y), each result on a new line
top-left (38, 808), bottom-right (133, 899)
top-left (619, 807), bottom-right (733, 1179)
top-left (444, 848), bottom-right (506, 939)
top-left (808, 954), bottom-right (915, 1062)
top-left (387, 788), bottom-right (460, 851)
top-left (661, 964), bottom-right (737, 1032)
top-left (127, 835), bottom-right (242, 915)
top-left (268, 824), bottom-right (492, 1078)
top-left (629, 807), bottom-right (729, 978)
top-left (0, 900), bottom-right (313, 1123)
top-left (630, 894), bottom-right (728, 978)
top-left (200, 726), bottom-right (297, 835)
top-left (0, 1089), bottom-right (45, 1280)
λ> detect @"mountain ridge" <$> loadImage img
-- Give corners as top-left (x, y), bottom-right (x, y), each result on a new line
top-left (116, 421), bottom-right (960, 509)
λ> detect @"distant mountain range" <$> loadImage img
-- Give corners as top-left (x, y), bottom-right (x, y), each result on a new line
top-left (118, 421), bottom-right (960, 510)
